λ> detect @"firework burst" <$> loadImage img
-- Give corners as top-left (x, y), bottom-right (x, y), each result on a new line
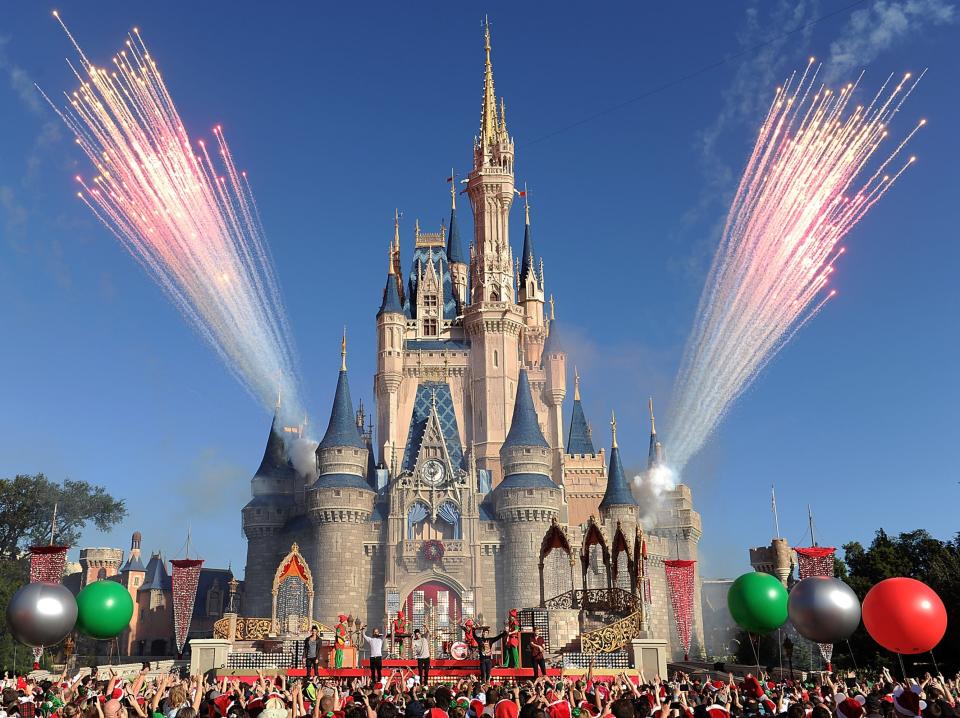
top-left (45, 14), bottom-right (305, 426)
top-left (666, 59), bottom-right (925, 472)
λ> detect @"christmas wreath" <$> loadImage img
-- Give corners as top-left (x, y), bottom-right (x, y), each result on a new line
top-left (422, 539), bottom-right (446, 561)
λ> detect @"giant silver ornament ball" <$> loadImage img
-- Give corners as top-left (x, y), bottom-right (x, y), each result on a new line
top-left (788, 576), bottom-right (861, 644)
top-left (5, 582), bottom-right (78, 648)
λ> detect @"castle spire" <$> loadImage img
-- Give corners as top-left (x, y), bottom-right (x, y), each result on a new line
top-left (480, 17), bottom-right (499, 152)
top-left (600, 411), bottom-right (638, 510)
top-left (566, 368), bottom-right (595, 455)
top-left (340, 327), bottom-right (347, 371)
top-left (450, 167), bottom-right (457, 210)
top-left (447, 173), bottom-right (466, 265)
top-left (319, 339), bottom-right (365, 451)
top-left (648, 397), bottom-right (665, 468)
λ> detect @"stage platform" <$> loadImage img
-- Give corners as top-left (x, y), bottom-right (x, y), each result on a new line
top-left (216, 661), bottom-right (641, 684)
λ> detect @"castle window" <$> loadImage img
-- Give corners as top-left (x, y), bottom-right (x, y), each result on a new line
top-left (423, 319), bottom-right (438, 336)
top-left (493, 350), bottom-right (499, 368)
top-left (206, 582), bottom-right (223, 617)
top-left (97, 568), bottom-right (107, 580)
top-left (423, 294), bottom-right (438, 308)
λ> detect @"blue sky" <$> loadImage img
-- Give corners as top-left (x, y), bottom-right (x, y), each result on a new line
top-left (1, 1), bottom-right (957, 580)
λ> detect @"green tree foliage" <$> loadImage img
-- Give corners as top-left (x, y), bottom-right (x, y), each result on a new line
top-left (0, 473), bottom-right (127, 672)
top-left (0, 474), bottom-right (127, 560)
top-left (833, 529), bottom-right (960, 673)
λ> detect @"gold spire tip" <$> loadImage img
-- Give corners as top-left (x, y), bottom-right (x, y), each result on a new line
top-left (388, 242), bottom-right (395, 274)
top-left (649, 397), bottom-right (656, 434)
top-left (523, 182), bottom-right (530, 225)
top-left (450, 168), bottom-right (456, 209)
top-left (340, 327), bottom-right (347, 371)
top-left (610, 410), bottom-right (618, 448)
top-left (573, 367), bottom-right (581, 401)
top-left (549, 294), bottom-right (555, 321)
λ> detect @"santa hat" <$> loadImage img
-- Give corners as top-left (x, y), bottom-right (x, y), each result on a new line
top-left (547, 700), bottom-right (571, 718)
top-left (213, 695), bottom-right (235, 716)
top-left (706, 706), bottom-right (730, 718)
top-left (470, 699), bottom-right (485, 718)
top-left (338, 614), bottom-right (348, 622)
top-left (509, 608), bottom-right (518, 616)
top-left (893, 688), bottom-right (926, 718)
top-left (836, 695), bottom-right (866, 718)
top-left (743, 676), bottom-right (763, 700)
top-left (465, 619), bottom-right (475, 628)
top-left (761, 698), bottom-right (777, 715)
top-left (495, 700), bottom-right (519, 718)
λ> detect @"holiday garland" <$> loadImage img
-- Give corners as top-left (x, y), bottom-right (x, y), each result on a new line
top-left (664, 559), bottom-right (696, 660)
top-left (422, 540), bottom-right (446, 561)
top-left (170, 558), bottom-right (204, 655)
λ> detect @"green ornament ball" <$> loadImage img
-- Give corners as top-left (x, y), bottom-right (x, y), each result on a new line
top-left (75, 580), bottom-right (134, 639)
top-left (727, 571), bottom-right (788, 633)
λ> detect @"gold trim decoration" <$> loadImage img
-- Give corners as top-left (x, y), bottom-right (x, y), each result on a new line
top-left (580, 610), bottom-right (642, 654)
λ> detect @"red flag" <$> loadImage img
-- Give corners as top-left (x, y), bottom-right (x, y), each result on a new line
top-left (518, 190), bottom-right (527, 197)
top-left (446, 176), bottom-right (454, 182)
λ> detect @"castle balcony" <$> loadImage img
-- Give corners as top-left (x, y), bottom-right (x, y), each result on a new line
top-left (399, 539), bottom-right (467, 571)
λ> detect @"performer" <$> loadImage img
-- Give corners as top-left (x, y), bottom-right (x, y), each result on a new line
top-left (476, 635), bottom-right (495, 684)
top-left (334, 614), bottom-right (349, 669)
top-left (392, 609), bottom-right (408, 657)
top-left (460, 618), bottom-right (479, 655)
top-left (303, 625), bottom-right (321, 678)
top-left (361, 623), bottom-right (385, 684)
top-left (412, 627), bottom-right (431, 685)
top-left (503, 609), bottom-right (521, 669)
top-left (529, 625), bottom-right (546, 679)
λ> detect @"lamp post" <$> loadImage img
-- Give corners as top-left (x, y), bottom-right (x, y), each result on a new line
top-left (783, 635), bottom-right (795, 681)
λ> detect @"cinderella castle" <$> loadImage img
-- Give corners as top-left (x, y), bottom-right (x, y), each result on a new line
top-left (240, 24), bottom-right (704, 663)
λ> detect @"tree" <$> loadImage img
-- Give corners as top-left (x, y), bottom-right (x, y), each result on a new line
top-left (0, 474), bottom-right (127, 560)
top-left (833, 529), bottom-right (960, 673)
top-left (0, 474), bottom-right (126, 672)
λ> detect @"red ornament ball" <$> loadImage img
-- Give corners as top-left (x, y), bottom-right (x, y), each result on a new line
top-left (862, 577), bottom-right (947, 654)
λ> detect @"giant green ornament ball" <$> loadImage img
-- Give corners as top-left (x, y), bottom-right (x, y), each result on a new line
top-left (75, 580), bottom-right (134, 639)
top-left (727, 571), bottom-right (789, 633)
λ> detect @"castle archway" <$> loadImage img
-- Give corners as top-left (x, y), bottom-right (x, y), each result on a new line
top-left (539, 518), bottom-right (574, 606)
top-left (402, 578), bottom-right (462, 656)
top-left (580, 518), bottom-right (611, 592)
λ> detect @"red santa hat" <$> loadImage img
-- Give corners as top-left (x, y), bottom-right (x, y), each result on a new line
top-left (743, 676), bottom-right (763, 700)
top-left (470, 699), bottom-right (485, 718)
top-left (509, 608), bottom-right (518, 617)
top-left (761, 698), bottom-right (777, 715)
top-left (338, 614), bottom-right (348, 622)
top-left (465, 619), bottom-right (475, 628)
top-left (495, 700), bottom-right (519, 718)
top-left (706, 706), bottom-right (730, 718)
top-left (835, 695), bottom-right (866, 718)
top-left (213, 695), bottom-right (235, 716)
top-left (893, 688), bottom-right (926, 718)
top-left (547, 700), bottom-right (571, 718)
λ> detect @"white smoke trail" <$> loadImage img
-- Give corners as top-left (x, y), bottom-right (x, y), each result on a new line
top-left (631, 463), bottom-right (677, 525)
top-left (666, 61), bottom-right (924, 471)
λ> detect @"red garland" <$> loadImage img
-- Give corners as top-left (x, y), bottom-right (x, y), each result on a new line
top-left (664, 559), bottom-right (696, 660)
top-left (794, 546), bottom-right (837, 665)
top-left (422, 540), bottom-right (446, 562)
top-left (170, 559), bottom-right (204, 655)
top-left (29, 546), bottom-right (69, 585)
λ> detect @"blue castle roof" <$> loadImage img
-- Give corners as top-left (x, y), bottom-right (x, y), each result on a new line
top-left (318, 369), bottom-right (365, 450)
top-left (120, 553), bottom-right (145, 573)
top-left (255, 415), bottom-right (296, 480)
top-left (566, 398), bottom-right (595, 454)
top-left (600, 444), bottom-right (638, 509)
top-left (405, 245), bottom-right (458, 321)
top-left (519, 220), bottom-right (536, 284)
top-left (402, 381), bottom-right (466, 473)
top-left (503, 369), bottom-right (549, 450)
top-left (314, 472), bottom-right (374, 491)
top-left (447, 206), bottom-right (466, 264)
top-left (378, 272), bottom-right (403, 315)
top-left (139, 553), bottom-right (170, 591)
top-left (543, 317), bottom-right (563, 356)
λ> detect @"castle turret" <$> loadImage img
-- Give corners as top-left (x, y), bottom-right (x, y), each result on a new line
top-left (241, 413), bottom-right (297, 616)
top-left (518, 193), bottom-right (546, 364)
top-left (308, 335), bottom-right (375, 626)
top-left (447, 174), bottom-right (468, 311)
top-left (377, 243), bottom-right (405, 466)
top-left (563, 368), bottom-right (607, 525)
top-left (599, 412), bottom-right (639, 525)
top-left (78, 547), bottom-right (123, 588)
top-left (464, 22), bottom-right (524, 484)
top-left (648, 397), bottom-right (665, 468)
top-left (542, 296), bottom-right (567, 482)
top-left (495, 369), bottom-right (561, 610)
top-left (119, 532), bottom-right (147, 654)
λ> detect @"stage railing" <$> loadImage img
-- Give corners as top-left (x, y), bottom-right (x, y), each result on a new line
top-left (542, 588), bottom-right (637, 615)
top-left (214, 617), bottom-right (280, 641)
top-left (580, 610), bottom-right (642, 653)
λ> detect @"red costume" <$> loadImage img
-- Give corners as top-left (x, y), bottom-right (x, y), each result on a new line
top-left (461, 618), bottom-right (479, 647)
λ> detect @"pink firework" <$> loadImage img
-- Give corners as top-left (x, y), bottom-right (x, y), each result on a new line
top-left (45, 14), bottom-right (305, 425)
top-left (666, 59), bottom-right (925, 471)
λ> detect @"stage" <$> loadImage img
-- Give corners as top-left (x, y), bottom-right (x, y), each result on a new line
top-left (214, 660), bottom-right (641, 684)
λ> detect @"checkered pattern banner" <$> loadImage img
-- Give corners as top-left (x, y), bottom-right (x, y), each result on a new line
top-left (29, 546), bottom-right (68, 584)
top-left (664, 559), bottom-right (696, 660)
top-left (795, 546), bottom-right (836, 665)
top-left (171, 559), bottom-right (203, 655)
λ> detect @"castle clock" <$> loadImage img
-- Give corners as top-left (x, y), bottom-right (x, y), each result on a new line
top-left (420, 458), bottom-right (447, 486)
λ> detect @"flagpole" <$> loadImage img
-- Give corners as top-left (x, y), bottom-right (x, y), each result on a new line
top-left (771, 485), bottom-right (781, 538)
top-left (808, 505), bottom-right (817, 547)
